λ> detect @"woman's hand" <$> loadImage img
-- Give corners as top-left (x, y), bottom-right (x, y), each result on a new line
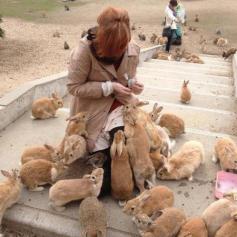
top-left (130, 80), bottom-right (144, 95)
top-left (112, 82), bottom-right (131, 97)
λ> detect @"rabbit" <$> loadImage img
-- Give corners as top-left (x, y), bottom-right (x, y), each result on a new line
top-left (195, 14), bottom-right (199, 22)
top-left (156, 36), bottom-right (168, 45)
top-left (150, 103), bottom-right (185, 138)
top-left (177, 217), bottom-right (208, 237)
top-left (158, 113), bottom-right (185, 138)
top-left (49, 168), bottom-right (104, 212)
top-left (213, 137), bottom-right (237, 172)
top-left (133, 207), bottom-right (186, 237)
top-left (157, 141), bottom-right (205, 181)
top-left (180, 80), bottom-right (191, 104)
top-left (123, 185), bottom-right (174, 217)
top-left (20, 159), bottom-right (67, 191)
top-left (21, 144), bottom-right (63, 165)
top-left (31, 92), bottom-right (63, 119)
top-left (136, 102), bottom-right (163, 152)
top-left (123, 103), bottom-right (156, 193)
top-left (150, 33), bottom-right (158, 44)
top-left (190, 56), bottom-right (205, 64)
top-left (223, 48), bottom-right (237, 59)
top-left (172, 48), bottom-right (183, 61)
top-left (215, 219), bottom-right (237, 237)
top-left (156, 52), bottom-right (172, 61)
top-left (202, 195), bottom-right (237, 237)
top-left (63, 134), bottom-right (87, 164)
top-left (110, 130), bottom-right (134, 202)
top-left (216, 38), bottom-right (228, 47)
top-left (78, 196), bottom-right (107, 237)
top-left (65, 112), bottom-right (88, 137)
top-left (149, 149), bottom-right (166, 172)
top-left (56, 152), bottom-right (107, 181)
top-left (0, 170), bottom-right (22, 231)
top-left (138, 33), bottom-right (146, 41)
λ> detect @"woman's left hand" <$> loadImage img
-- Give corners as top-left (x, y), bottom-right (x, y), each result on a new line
top-left (130, 80), bottom-right (144, 95)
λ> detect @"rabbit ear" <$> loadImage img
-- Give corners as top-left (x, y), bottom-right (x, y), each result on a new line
top-left (153, 103), bottom-right (158, 111)
top-left (110, 142), bottom-right (117, 159)
top-left (151, 210), bottom-right (163, 220)
top-left (139, 190), bottom-right (151, 202)
top-left (186, 80), bottom-right (190, 85)
top-left (66, 114), bottom-right (78, 122)
top-left (44, 144), bottom-right (54, 151)
top-left (156, 106), bottom-right (163, 114)
top-left (51, 92), bottom-right (58, 99)
top-left (1, 170), bottom-right (11, 178)
top-left (116, 141), bottom-right (123, 157)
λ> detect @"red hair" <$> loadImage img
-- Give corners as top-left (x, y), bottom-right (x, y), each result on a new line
top-left (95, 7), bottom-right (131, 58)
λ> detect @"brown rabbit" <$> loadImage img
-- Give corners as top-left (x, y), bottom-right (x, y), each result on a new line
top-left (149, 149), bottom-right (166, 172)
top-left (65, 112), bottom-right (88, 137)
top-left (156, 52), bottom-right (172, 61)
top-left (216, 38), bottom-right (228, 47)
top-left (190, 57), bottom-right (205, 64)
top-left (20, 159), bottom-right (67, 191)
top-left (133, 207), bottom-right (186, 237)
top-left (215, 219), bottom-right (237, 237)
top-left (49, 168), bottom-right (104, 211)
top-left (177, 217), bottom-right (208, 237)
top-left (136, 104), bottom-right (163, 152)
top-left (202, 195), bottom-right (237, 237)
top-left (158, 113), bottom-right (185, 138)
top-left (21, 144), bottom-right (63, 165)
top-left (213, 137), bottom-right (237, 172)
top-left (157, 141), bottom-right (205, 181)
top-left (123, 186), bottom-right (174, 217)
top-left (150, 33), bottom-right (158, 44)
top-left (223, 48), bottom-right (237, 59)
top-left (56, 152), bottom-right (107, 181)
top-left (110, 130), bottom-right (134, 202)
top-left (123, 104), bottom-right (156, 193)
top-left (78, 197), bottom-right (107, 237)
top-left (63, 134), bottom-right (87, 164)
top-left (157, 113), bottom-right (185, 138)
top-left (0, 170), bottom-right (22, 229)
top-left (157, 36), bottom-right (168, 45)
top-left (180, 80), bottom-right (191, 104)
top-left (31, 93), bottom-right (63, 119)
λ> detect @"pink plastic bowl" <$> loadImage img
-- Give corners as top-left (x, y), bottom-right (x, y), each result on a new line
top-left (215, 171), bottom-right (237, 199)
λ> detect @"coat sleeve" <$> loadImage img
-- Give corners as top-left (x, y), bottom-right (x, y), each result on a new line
top-left (67, 43), bottom-right (103, 99)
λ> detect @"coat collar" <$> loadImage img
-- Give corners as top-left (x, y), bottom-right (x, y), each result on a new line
top-left (98, 41), bottom-right (139, 79)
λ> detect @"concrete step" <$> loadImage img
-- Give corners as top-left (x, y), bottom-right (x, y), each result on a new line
top-left (142, 61), bottom-right (232, 77)
top-left (140, 87), bottom-right (236, 112)
top-left (140, 100), bottom-right (237, 136)
top-left (148, 59), bottom-right (231, 70)
top-left (137, 67), bottom-right (233, 85)
top-left (2, 107), bottom-right (237, 237)
top-left (200, 53), bottom-right (231, 61)
top-left (138, 75), bottom-right (234, 96)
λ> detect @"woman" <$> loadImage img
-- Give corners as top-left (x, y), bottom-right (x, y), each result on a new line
top-left (67, 7), bottom-right (144, 195)
top-left (164, 0), bottom-right (180, 52)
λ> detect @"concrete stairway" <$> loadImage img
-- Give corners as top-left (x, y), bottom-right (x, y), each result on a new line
top-left (1, 53), bottom-right (237, 237)
top-left (138, 55), bottom-right (237, 136)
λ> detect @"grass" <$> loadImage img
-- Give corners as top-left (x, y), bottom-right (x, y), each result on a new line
top-left (0, 0), bottom-right (82, 21)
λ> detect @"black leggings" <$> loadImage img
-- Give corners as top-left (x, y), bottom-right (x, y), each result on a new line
top-left (165, 29), bottom-right (176, 52)
top-left (93, 126), bottom-right (124, 197)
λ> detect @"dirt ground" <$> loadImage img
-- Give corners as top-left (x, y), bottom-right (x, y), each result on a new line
top-left (0, 0), bottom-right (237, 97)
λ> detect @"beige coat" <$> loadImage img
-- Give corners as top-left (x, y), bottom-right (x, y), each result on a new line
top-left (67, 38), bottom-right (140, 152)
